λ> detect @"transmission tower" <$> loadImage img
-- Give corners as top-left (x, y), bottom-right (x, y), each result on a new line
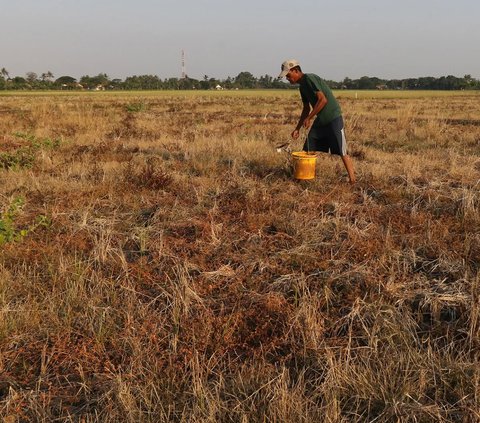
top-left (181, 50), bottom-right (186, 79)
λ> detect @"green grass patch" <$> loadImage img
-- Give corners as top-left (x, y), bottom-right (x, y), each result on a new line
top-left (0, 197), bottom-right (49, 245)
top-left (0, 132), bottom-right (62, 170)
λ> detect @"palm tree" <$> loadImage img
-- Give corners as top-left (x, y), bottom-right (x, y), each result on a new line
top-left (1, 67), bottom-right (9, 79)
top-left (41, 71), bottom-right (54, 82)
top-left (1, 68), bottom-right (10, 89)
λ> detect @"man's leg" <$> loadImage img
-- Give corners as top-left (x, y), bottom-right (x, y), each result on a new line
top-left (341, 155), bottom-right (356, 184)
top-left (330, 117), bottom-right (355, 184)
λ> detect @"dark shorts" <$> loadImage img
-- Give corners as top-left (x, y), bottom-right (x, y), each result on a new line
top-left (303, 116), bottom-right (347, 156)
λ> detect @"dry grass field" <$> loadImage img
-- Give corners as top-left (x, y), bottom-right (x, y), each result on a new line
top-left (1, 89), bottom-right (479, 422)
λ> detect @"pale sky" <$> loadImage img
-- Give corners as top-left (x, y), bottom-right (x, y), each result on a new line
top-left (1, 0), bottom-right (479, 81)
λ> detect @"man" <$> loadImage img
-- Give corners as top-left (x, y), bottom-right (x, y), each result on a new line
top-left (278, 59), bottom-right (356, 184)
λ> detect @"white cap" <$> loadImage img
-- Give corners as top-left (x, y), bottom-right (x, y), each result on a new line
top-left (278, 59), bottom-right (300, 78)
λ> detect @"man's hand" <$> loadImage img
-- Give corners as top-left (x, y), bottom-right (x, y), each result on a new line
top-left (303, 117), bottom-right (312, 129)
top-left (291, 129), bottom-right (300, 140)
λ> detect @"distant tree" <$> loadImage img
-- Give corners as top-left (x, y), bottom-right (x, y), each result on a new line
top-left (258, 74), bottom-right (273, 89)
top-left (0, 68), bottom-right (5, 89)
top-left (110, 78), bottom-right (123, 89)
top-left (163, 77), bottom-right (180, 90)
top-left (209, 77), bottom-right (219, 89)
top-left (386, 79), bottom-right (402, 90)
top-left (1, 68), bottom-right (477, 92)
top-left (95, 73), bottom-right (110, 87)
top-left (199, 75), bottom-right (210, 90)
top-left (436, 75), bottom-right (464, 90)
top-left (196, 75), bottom-right (218, 90)
top-left (234, 71), bottom-right (256, 89)
top-left (26, 72), bottom-right (38, 84)
top-left (271, 78), bottom-right (290, 89)
top-left (1, 67), bottom-right (9, 79)
top-left (123, 75), bottom-right (141, 90)
top-left (341, 77), bottom-right (353, 89)
top-left (461, 75), bottom-right (471, 89)
top-left (11, 76), bottom-right (28, 89)
top-left (402, 78), bottom-right (418, 90)
top-left (179, 76), bottom-right (198, 90)
top-left (463, 75), bottom-right (480, 89)
top-left (124, 75), bottom-right (163, 90)
top-left (54, 76), bottom-right (78, 89)
top-left (80, 73), bottom-right (110, 89)
top-left (357, 76), bottom-right (376, 89)
top-left (223, 76), bottom-right (233, 89)
top-left (55, 76), bottom-right (76, 85)
top-left (325, 79), bottom-right (341, 89)
top-left (417, 77), bottom-right (436, 90)
top-left (40, 71), bottom-right (54, 82)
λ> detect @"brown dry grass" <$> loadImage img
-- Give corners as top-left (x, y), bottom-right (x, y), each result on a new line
top-left (1, 90), bottom-right (480, 422)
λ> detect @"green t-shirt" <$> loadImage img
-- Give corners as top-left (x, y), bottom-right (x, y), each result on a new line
top-left (299, 73), bottom-right (342, 126)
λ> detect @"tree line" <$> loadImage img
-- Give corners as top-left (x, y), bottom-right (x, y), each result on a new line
top-left (1, 67), bottom-right (479, 90)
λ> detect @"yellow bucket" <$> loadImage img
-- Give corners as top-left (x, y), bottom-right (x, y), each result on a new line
top-left (292, 151), bottom-right (317, 180)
